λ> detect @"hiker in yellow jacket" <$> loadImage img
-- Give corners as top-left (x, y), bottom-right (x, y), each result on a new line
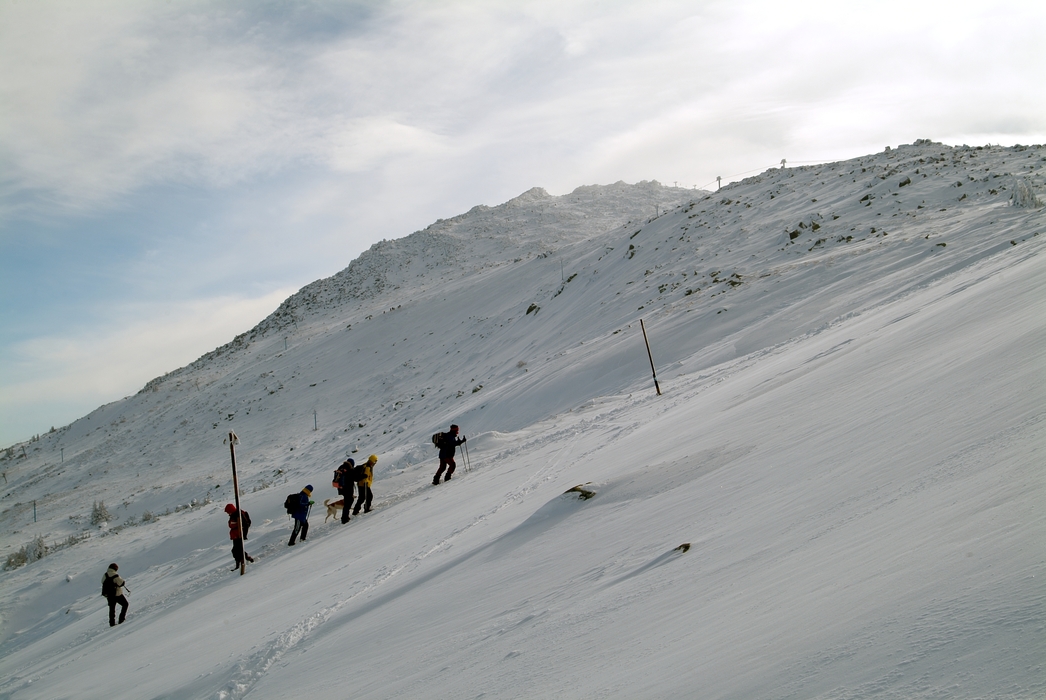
top-left (353, 454), bottom-right (377, 515)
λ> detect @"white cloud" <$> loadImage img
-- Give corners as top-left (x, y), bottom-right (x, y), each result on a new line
top-left (3, 0), bottom-right (1043, 220)
top-left (0, 288), bottom-right (293, 443)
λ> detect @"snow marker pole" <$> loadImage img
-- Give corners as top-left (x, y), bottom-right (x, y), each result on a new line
top-left (228, 431), bottom-right (246, 575)
top-left (640, 319), bottom-right (661, 396)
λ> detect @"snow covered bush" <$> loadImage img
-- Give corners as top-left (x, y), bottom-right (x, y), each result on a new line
top-left (1011, 178), bottom-right (1042, 208)
top-left (91, 501), bottom-right (112, 525)
top-left (5, 536), bottom-right (47, 570)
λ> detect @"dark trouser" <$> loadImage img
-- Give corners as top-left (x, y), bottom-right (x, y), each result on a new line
top-left (434, 457), bottom-right (456, 483)
top-left (108, 595), bottom-right (128, 626)
top-left (338, 487), bottom-right (354, 523)
top-left (354, 485), bottom-right (373, 514)
top-left (289, 517), bottom-right (309, 545)
top-left (232, 538), bottom-right (252, 564)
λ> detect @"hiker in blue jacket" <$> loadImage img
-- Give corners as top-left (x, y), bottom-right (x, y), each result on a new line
top-left (288, 485), bottom-right (313, 546)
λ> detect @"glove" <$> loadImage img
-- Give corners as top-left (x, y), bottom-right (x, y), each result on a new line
top-left (462, 436), bottom-right (467, 442)
top-left (308, 500), bottom-right (315, 505)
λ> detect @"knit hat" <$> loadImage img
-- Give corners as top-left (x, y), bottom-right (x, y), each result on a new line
top-left (450, 424), bottom-right (459, 433)
top-left (368, 454), bottom-right (378, 464)
top-left (109, 563), bottom-right (119, 571)
top-left (304, 485), bottom-right (313, 495)
top-left (225, 503), bottom-right (237, 514)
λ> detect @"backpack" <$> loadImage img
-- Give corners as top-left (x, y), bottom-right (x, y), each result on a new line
top-left (431, 432), bottom-right (444, 448)
top-left (101, 573), bottom-right (116, 598)
top-left (240, 510), bottom-right (251, 538)
top-left (283, 494), bottom-right (297, 514)
top-left (352, 462), bottom-right (367, 482)
top-left (332, 469), bottom-right (341, 489)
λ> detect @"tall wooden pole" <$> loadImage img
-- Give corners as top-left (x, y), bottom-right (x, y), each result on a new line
top-left (640, 319), bottom-right (661, 396)
top-left (228, 431), bottom-right (245, 575)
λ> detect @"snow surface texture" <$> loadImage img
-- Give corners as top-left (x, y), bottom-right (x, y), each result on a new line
top-left (1, 142), bottom-right (1044, 699)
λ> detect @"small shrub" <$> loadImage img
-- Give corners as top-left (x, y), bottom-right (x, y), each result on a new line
top-left (91, 501), bottom-right (112, 525)
top-left (5, 536), bottom-right (47, 570)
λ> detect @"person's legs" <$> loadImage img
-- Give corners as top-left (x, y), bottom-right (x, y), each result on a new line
top-left (434, 458), bottom-right (454, 484)
top-left (445, 457), bottom-right (457, 479)
top-left (340, 487), bottom-right (353, 523)
top-left (108, 597), bottom-right (117, 626)
top-left (116, 595), bottom-right (128, 624)
top-left (299, 519), bottom-right (309, 542)
top-left (289, 519), bottom-right (301, 545)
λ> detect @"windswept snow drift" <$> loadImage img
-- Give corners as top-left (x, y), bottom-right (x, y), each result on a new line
top-left (1, 143), bottom-right (1044, 699)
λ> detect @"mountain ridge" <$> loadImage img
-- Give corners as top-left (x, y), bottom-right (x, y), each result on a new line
top-left (0, 140), bottom-right (1043, 699)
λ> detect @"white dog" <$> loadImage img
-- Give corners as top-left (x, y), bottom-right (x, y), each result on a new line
top-left (323, 498), bottom-right (345, 523)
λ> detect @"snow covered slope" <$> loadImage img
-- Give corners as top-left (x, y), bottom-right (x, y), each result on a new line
top-left (1, 141), bottom-right (1044, 699)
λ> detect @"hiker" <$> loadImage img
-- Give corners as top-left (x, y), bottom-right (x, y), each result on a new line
top-left (225, 503), bottom-right (254, 568)
top-left (334, 459), bottom-right (356, 524)
top-left (432, 425), bottom-right (466, 485)
top-left (101, 563), bottom-right (129, 627)
top-left (353, 454), bottom-right (378, 515)
top-left (288, 485), bottom-right (313, 546)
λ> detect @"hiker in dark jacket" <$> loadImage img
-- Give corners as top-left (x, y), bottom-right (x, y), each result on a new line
top-left (101, 563), bottom-right (129, 626)
top-left (225, 503), bottom-right (254, 568)
top-left (432, 424), bottom-right (466, 485)
top-left (353, 454), bottom-right (378, 515)
top-left (335, 459), bottom-right (356, 524)
top-left (288, 485), bottom-right (313, 546)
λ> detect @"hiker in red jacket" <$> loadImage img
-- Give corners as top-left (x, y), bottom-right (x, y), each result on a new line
top-left (225, 503), bottom-right (255, 569)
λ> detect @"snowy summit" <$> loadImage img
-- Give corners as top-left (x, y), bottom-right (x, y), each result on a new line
top-left (1, 141), bottom-right (1044, 699)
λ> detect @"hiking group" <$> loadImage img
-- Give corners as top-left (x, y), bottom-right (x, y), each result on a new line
top-left (272, 451), bottom-right (377, 550)
top-left (99, 425), bottom-right (468, 627)
top-left (332, 453), bottom-right (378, 524)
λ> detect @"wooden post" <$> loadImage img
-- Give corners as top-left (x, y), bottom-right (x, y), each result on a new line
top-left (228, 432), bottom-right (245, 575)
top-left (640, 319), bottom-right (661, 396)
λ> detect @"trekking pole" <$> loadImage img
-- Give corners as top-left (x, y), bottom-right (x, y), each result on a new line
top-left (463, 442), bottom-right (472, 473)
top-left (227, 431), bottom-right (246, 576)
top-left (640, 318), bottom-right (662, 396)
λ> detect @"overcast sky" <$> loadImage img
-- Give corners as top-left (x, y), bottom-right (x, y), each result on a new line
top-left (1, 0), bottom-right (1044, 446)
